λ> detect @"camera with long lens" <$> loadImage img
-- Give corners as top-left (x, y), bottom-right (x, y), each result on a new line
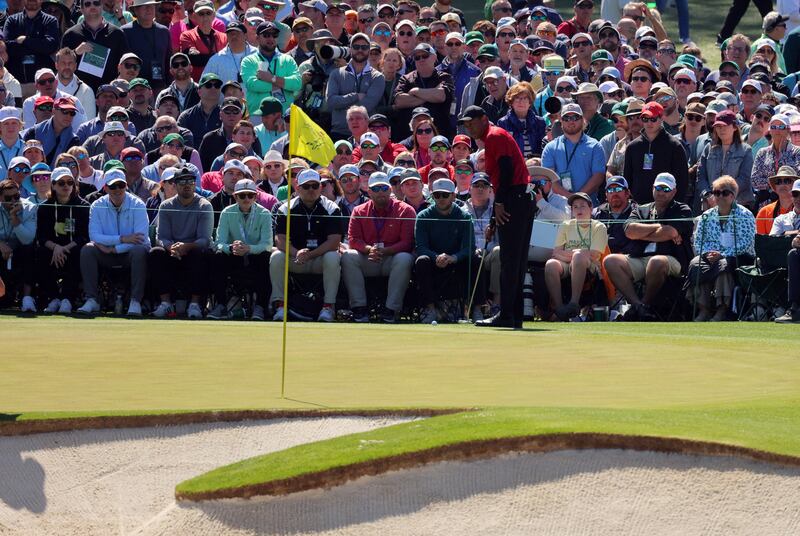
top-left (319, 45), bottom-right (351, 62)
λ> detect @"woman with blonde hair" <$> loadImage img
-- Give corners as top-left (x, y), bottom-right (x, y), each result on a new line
top-left (687, 175), bottom-right (756, 321)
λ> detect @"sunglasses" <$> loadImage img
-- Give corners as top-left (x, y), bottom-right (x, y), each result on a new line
top-left (106, 131), bottom-right (125, 137)
top-left (712, 189), bottom-right (734, 197)
top-left (300, 183), bottom-right (320, 190)
top-left (774, 178), bottom-right (795, 185)
top-left (455, 169), bottom-right (472, 175)
top-left (555, 86), bottom-right (573, 93)
top-left (573, 41), bottom-right (591, 48)
top-left (373, 29), bottom-right (391, 37)
top-left (396, 159), bottom-right (415, 166)
top-left (37, 78), bottom-right (56, 85)
top-left (359, 169), bottom-right (376, 176)
top-left (339, 175), bottom-right (357, 183)
top-left (561, 114), bottom-right (582, 122)
top-left (2, 193), bottom-right (21, 201)
top-left (654, 185), bottom-right (672, 192)
top-left (431, 29), bottom-right (448, 37)
top-left (446, 42), bottom-right (462, 47)
top-left (389, 178), bottom-right (400, 185)
top-left (123, 62), bottom-right (141, 70)
top-left (793, 191), bottom-right (800, 198)
top-left (166, 142), bottom-right (184, 149)
top-left (11, 165), bottom-right (30, 174)
top-left (359, 17), bottom-right (374, 24)
top-left (122, 155), bottom-right (142, 162)
top-left (497, 32), bottom-right (516, 39)
top-left (203, 81), bottom-right (223, 89)
top-left (336, 148), bottom-right (352, 155)
top-left (542, 70), bottom-right (562, 77)
top-left (228, 150), bottom-right (246, 159)
top-left (598, 31), bottom-right (616, 39)
top-left (107, 182), bottom-right (126, 190)
top-left (222, 108), bottom-right (241, 115)
top-left (175, 178), bottom-right (195, 186)
top-left (58, 161), bottom-right (78, 168)
top-left (432, 191), bottom-right (451, 199)
top-left (658, 48), bottom-right (676, 55)
top-left (770, 124), bottom-right (788, 130)
top-left (685, 114), bottom-right (703, 122)
top-left (674, 78), bottom-right (693, 85)
top-left (171, 61), bottom-right (189, 68)
top-left (352, 44), bottom-right (370, 51)
top-left (398, 30), bottom-right (414, 37)
top-left (416, 127), bottom-right (433, 135)
top-left (430, 145), bottom-right (448, 152)
top-left (57, 109), bottom-right (77, 116)
top-left (294, 26), bottom-right (311, 33)
top-left (54, 179), bottom-right (75, 187)
top-left (641, 116), bottom-right (660, 123)
top-left (82, 0), bottom-right (101, 5)
top-left (755, 112), bottom-right (772, 121)
top-left (741, 88), bottom-right (759, 95)
top-left (360, 142), bottom-right (377, 149)
top-left (611, 116), bottom-right (624, 124)
top-left (108, 113), bottom-right (128, 121)
top-left (236, 192), bottom-right (255, 199)
top-left (538, 30), bottom-right (556, 36)
top-left (117, 92), bottom-right (128, 98)
top-left (413, 55), bottom-right (430, 62)
top-left (719, 71), bottom-right (738, 77)
top-left (639, 43), bottom-right (657, 49)
top-left (369, 185), bottom-right (390, 192)
top-left (606, 186), bottom-right (625, 193)
top-left (531, 15), bottom-right (547, 21)
top-left (631, 76), bottom-right (651, 83)
top-left (76, 153), bottom-right (87, 160)
top-left (32, 174), bottom-right (51, 182)
top-left (36, 104), bottom-right (53, 112)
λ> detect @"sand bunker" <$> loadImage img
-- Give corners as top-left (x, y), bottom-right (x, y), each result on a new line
top-left (152, 450), bottom-right (798, 536)
top-left (2, 422), bottom-right (800, 536)
top-left (0, 417), bottom-right (409, 536)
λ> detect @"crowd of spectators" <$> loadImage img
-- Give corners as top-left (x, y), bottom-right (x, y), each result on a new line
top-left (0, 0), bottom-right (798, 324)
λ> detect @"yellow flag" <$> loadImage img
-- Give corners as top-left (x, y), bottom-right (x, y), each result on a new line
top-left (288, 104), bottom-right (336, 167)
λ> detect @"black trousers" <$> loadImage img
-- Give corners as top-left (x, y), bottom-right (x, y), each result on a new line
top-left (210, 251), bottom-right (270, 307)
top-left (414, 253), bottom-right (484, 307)
top-left (719, 0), bottom-right (773, 40)
top-left (0, 244), bottom-right (34, 305)
top-left (35, 244), bottom-right (82, 302)
top-left (149, 247), bottom-right (208, 298)
top-left (498, 186), bottom-right (535, 324)
top-left (789, 248), bottom-right (800, 308)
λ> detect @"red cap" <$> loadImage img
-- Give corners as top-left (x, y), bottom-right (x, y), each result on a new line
top-left (34, 95), bottom-right (54, 108)
top-left (452, 134), bottom-right (472, 147)
top-left (120, 147), bottom-right (143, 160)
top-left (54, 97), bottom-right (78, 111)
top-left (640, 102), bottom-right (664, 118)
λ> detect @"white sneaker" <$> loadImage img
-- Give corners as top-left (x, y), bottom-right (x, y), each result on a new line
top-left (127, 299), bottom-right (142, 317)
top-left (251, 305), bottom-right (265, 321)
top-left (58, 299), bottom-right (72, 314)
top-left (21, 296), bottom-right (36, 312)
top-left (187, 303), bottom-right (203, 319)
top-left (77, 298), bottom-right (100, 314)
top-left (44, 299), bottom-right (61, 313)
top-left (272, 306), bottom-right (284, 321)
top-left (207, 303), bottom-right (226, 320)
top-left (317, 306), bottom-right (335, 322)
top-left (152, 301), bottom-right (175, 318)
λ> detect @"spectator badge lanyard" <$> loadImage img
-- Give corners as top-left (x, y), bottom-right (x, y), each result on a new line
top-left (228, 47), bottom-right (245, 83)
top-left (576, 223), bottom-right (591, 250)
top-left (0, 145), bottom-right (20, 175)
top-left (560, 137), bottom-right (580, 192)
top-left (304, 204), bottom-right (318, 249)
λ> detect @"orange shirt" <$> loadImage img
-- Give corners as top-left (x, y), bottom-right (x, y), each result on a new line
top-left (756, 201), bottom-right (792, 234)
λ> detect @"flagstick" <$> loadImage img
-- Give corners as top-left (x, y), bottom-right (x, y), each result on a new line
top-left (280, 165), bottom-right (292, 399)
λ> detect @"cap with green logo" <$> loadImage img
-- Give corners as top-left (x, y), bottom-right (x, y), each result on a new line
top-left (199, 72), bottom-right (222, 85)
top-left (464, 31), bottom-right (485, 45)
top-left (128, 78), bottom-right (151, 89)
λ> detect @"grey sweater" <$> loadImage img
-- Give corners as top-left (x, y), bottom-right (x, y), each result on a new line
top-left (325, 63), bottom-right (385, 135)
top-left (156, 194), bottom-right (214, 250)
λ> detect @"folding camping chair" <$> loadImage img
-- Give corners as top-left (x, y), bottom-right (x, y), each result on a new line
top-left (735, 234), bottom-right (793, 320)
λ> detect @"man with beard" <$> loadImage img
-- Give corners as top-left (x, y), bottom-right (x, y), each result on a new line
top-left (437, 31), bottom-right (479, 131)
top-left (592, 176), bottom-right (639, 255)
top-left (394, 43), bottom-right (455, 139)
top-left (54, 47), bottom-right (95, 120)
top-left (125, 78), bottom-right (157, 134)
top-left (3, 0), bottom-right (59, 89)
top-left (597, 22), bottom-right (629, 74)
top-left (565, 33), bottom-right (594, 84)
top-left (324, 2), bottom-right (350, 46)
top-left (652, 86), bottom-right (681, 136)
top-left (240, 21), bottom-right (301, 117)
top-left (121, 0), bottom-right (171, 93)
top-left (326, 32), bottom-right (386, 141)
top-left (156, 53), bottom-right (200, 113)
top-left (177, 72), bottom-right (223, 149)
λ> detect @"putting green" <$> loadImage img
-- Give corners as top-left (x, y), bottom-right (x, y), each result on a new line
top-left (2, 317), bottom-right (798, 414)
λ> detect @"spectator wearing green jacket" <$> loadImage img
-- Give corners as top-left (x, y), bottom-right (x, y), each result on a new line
top-left (240, 21), bottom-right (302, 116)
top-left (209, 178), bottom-right (274, 321)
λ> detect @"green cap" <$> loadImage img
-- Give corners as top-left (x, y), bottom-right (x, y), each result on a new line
top-left (719, 60), bottom-right (740, 73)
top-left (676, 53), bottom-right (699, 69)
top-left (464, 31), bottom-right (484, 45)
top-left (102, 159), bottom-right (124, 172)
top-left (162, 133), bottom-right (185, 146)
top-left (199, 72), bottom-right (222, 85)
top-left (476, 43), bottom-right (499, 59)
top-left (591, 49), bottom-right (614, 63)
top-left (128, 77), bottom-right (151, 89)
top-left (252, 96), bottom-right (282, 116)
top-left (415, 25), bottom-right (429, 35)
top-left (611, 101), bottom-right (628, 116)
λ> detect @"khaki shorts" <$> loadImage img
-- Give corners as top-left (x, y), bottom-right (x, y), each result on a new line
top-left (626, 255), bottom-right (682, 282)
top-left (554, 259), bottom-right (601, 279)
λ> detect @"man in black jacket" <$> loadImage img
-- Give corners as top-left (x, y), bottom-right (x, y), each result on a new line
top-left (155, 53), bottom-right (200, 113)
top-left (622, 101), bottom-right (689, 205)
top-left (591, 176), bottom-right (639, 255)
top-left (603, 173), bottom-right (693, 321)
top-left (61, 0), bottom-right (128, 91)
top-left (121, 0), bottom-right (171, 93)
top-left (4, 0), bottom-right (59, 90)
top-left (197, 96), bottom-right (244, 172)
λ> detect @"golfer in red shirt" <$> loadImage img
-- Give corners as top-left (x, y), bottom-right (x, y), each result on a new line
top-left (460, 105), bottom-right (534, 328)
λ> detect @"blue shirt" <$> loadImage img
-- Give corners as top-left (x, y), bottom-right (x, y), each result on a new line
top-left (541, 133), bottom-right (606, 194)
top-left (0, 138), bottom-right (24, 179)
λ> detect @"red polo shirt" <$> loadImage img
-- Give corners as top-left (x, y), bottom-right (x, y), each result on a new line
top-left (481, 124), bottom-right (529, 202)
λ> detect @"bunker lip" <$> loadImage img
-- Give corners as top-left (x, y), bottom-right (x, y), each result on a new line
top-left (0, 408), bottom-right (468, 437)
top-left (175, 432), bottom-right (800, 502)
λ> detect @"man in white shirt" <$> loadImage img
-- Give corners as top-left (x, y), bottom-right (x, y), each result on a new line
top-left (22, 69), bottom-right (86, 129)
top-left (55, 47), bottom-right (96, 120)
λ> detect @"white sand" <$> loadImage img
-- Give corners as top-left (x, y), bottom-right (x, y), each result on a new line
top-left (0, 417), bottom-right (409, 536)
top-left (2, 423), bottom-right (800, 536)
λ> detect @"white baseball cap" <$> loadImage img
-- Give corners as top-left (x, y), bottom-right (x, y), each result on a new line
top-left (431, 178), bottom-right (456, 193)
top-left (654, 172), bottom-right (676, 190)
top-left (297, 168), bottom-right (321, 185)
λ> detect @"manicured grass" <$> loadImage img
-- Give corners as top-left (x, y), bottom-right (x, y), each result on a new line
top-left (2, 317), bottom-right (798, 414)
top-left (175, 404), bottom-right (800, 496)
